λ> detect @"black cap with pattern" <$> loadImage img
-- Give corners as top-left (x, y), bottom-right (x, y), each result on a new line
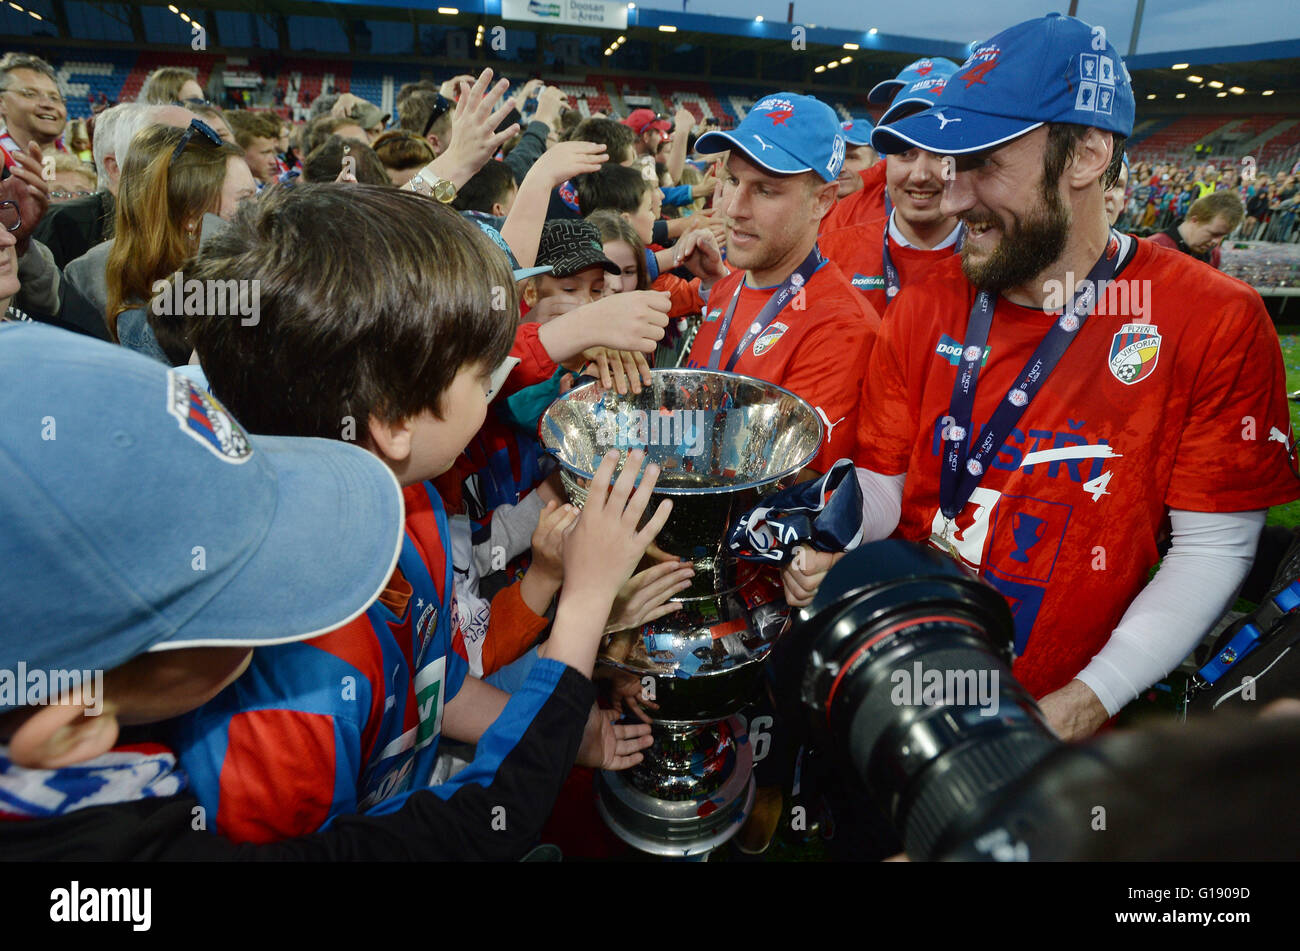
top-left (536, 219), bottom-right (619, 278)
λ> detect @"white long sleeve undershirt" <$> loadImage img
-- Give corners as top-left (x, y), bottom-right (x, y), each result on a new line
top-left (852, 467), bottom-right (1265, 715)
top-left (1078, 507), bottom-right (1264, 715)
top-left (855, 467), bottom-right (906, 541)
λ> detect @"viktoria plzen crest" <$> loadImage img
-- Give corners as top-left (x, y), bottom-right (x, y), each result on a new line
top-left (1109, 323), bottom-right (1161, 385)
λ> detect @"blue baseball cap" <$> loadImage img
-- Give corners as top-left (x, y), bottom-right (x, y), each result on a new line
top-left (0, 324), bottom-right (405, 708)
top-left (878, 60), bottom-right (959, 126)
top-left (872, 13), bottom-right (1135, 157)
top-left (841, 117), bottom-right (875, 147)
top-left (695, 92), bottom-right (846, 182)
top-left (868, 57), bottom-right (959, 106)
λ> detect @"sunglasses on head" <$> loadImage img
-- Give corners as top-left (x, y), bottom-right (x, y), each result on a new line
top-left (421, 95), bottom-right (454, 139)
top-left (170, 118), bottom-right (223, 166)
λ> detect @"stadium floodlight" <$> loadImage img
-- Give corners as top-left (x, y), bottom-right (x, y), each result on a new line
top-left (1216, 92), bottom-right (1227, 98)
top-left (628, 3), bottom-right (636, 8)
top-left (1263, 90), bottom-right (1275, 96)
top-left (1186, 75), bottom-right (1203, 83)
top-left (180, 12), bottom-right (190, 22)
top-left (437, 6), bottom-right (458, 13)
top-left (1176, 93), bottom-right (1186, 99)
top-left (827, 61), bottom-right (839, 69)
top-left (167, 3), bottom-right (178, 12)
top-left (659, 24), bottom-right (677, 32)
top-left (1208, 80), bottom-right (1223, 89)
top-left (843, 43), bottom-right (859, 50)
top-left (815, 65), bottom-right (826, 73)
top-left (1230, 86), bottom-right (1245, 94)
top-left (618, 36), bottom-right (625, 43)
top-left (840, 56), bottom-right (851, 64)
top-left (1146, 94), bottom-right (1156, 99)
top-left (29, 8), bottom-right (39, 17)
top-left (755, 15), bottom-right (764, 22)
top-left (869, 28), bottom-right (878, 35)
top-left (1171, 63), bottom-right (1188, 69)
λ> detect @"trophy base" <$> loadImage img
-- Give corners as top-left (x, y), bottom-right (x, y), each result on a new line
top-left (595, 715), bottom-right (755, 858)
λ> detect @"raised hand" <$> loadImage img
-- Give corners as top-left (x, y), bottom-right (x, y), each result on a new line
top-left (542, 450), bottom-right (673, 676)
top-left (605, 559), bottom-right (695, 634)
top-left (1, 143), bottom-right (51, 255)
top-left (525, 139), bottom-right (607, 190)
top-left (672, 228), bottom-right (727, 289)
top-left (428, 68), bottom-right (519, 188)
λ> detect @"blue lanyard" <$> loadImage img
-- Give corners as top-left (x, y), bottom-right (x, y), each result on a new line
top-left (707, 246), bottom-right (822, 372)
top-left (938, 231), bottom-right (1123, 520)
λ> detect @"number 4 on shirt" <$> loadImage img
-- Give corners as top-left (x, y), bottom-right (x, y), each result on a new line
top-left (1083, 470), bottom-right (1113, 501)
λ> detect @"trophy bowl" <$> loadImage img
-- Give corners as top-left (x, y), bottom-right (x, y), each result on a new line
top-left (539, 369), bottom-right (824, 855)
top-left (539, 369), bottom-right (823, 718)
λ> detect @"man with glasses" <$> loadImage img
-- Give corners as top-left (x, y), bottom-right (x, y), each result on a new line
top-left (0, 52), bottom-right (68, 167)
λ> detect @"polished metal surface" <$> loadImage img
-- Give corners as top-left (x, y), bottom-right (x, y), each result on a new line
top-left (596, 715), bottom-right (756, 858)
top-left (539, 369), bottom-right (823, 722)
top-left (540, 370), bottom-right (821, 855)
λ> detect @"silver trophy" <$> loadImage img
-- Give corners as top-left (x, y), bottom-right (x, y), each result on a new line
top-left (539, 369), bottom-right (823, 856)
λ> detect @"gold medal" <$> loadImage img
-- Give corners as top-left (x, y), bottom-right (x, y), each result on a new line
top-left (930, 517), bottom-right (962, 562)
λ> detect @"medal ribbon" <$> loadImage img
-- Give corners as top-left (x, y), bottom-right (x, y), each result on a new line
top-left (938, 231), bottom-right (1123, 520)
top-left (706, 246), bottom-right (822, 372)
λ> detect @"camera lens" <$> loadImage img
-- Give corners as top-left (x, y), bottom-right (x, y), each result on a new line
top-left (773, 540), bottom-right (1060, 859)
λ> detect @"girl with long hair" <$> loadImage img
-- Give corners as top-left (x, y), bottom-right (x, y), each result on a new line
top-left (106, 120), bottom-right (250, 363)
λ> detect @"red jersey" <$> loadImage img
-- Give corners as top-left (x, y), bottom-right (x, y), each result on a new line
top-left (685, 258), bottom-right (879, 472)
top-left (821, 161), bottom-right (888, 233)
top-left (820, 220), bottom-right (958, 316)
top-left (856, 237), bottom-right (1300, 699)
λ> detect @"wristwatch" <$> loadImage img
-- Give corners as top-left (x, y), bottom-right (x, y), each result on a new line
top-left (412, 172), bottom-right (457, 203)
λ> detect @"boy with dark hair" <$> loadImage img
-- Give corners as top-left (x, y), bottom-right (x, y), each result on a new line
top-left (0, 321), bottom-right (669, 859)
top-left (454, 159), bottom-right (518, 220)
top-left (547, 118), bottom-right (636, 220)
top-left (576, 163), bottom-right (653, 233)
top-left (176, 183), bottom-right (655, 843)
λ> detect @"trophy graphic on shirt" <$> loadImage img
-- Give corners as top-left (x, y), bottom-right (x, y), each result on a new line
top-left (1009, 512), bottom-right (1046, 564)
top-left (540, 369), bottom-right (823, 856)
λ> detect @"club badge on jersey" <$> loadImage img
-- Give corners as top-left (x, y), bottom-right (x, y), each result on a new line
top-left (1108, 324), bottom-right (1161, 385)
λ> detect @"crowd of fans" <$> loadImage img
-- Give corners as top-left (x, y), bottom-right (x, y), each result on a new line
top-left (1117, 157), bottom-right (1300, 242)
top-left (2, 20), bottom-right (1299, 865)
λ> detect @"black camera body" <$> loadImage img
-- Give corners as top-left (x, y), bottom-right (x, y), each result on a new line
top-left (772, 541), bottom-right (1060, 859)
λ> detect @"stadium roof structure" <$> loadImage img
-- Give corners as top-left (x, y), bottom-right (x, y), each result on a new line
top-left (2, 0), bottom-right (1297, 111)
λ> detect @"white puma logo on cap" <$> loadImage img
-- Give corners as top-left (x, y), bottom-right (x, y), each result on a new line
top-left (934, 112), bottom-right (961, 130)
top-left (752, 134), bottom-right (774, 152)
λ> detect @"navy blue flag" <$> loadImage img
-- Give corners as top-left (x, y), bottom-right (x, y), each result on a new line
top-left (727, 459), bottom-right (864, 564)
